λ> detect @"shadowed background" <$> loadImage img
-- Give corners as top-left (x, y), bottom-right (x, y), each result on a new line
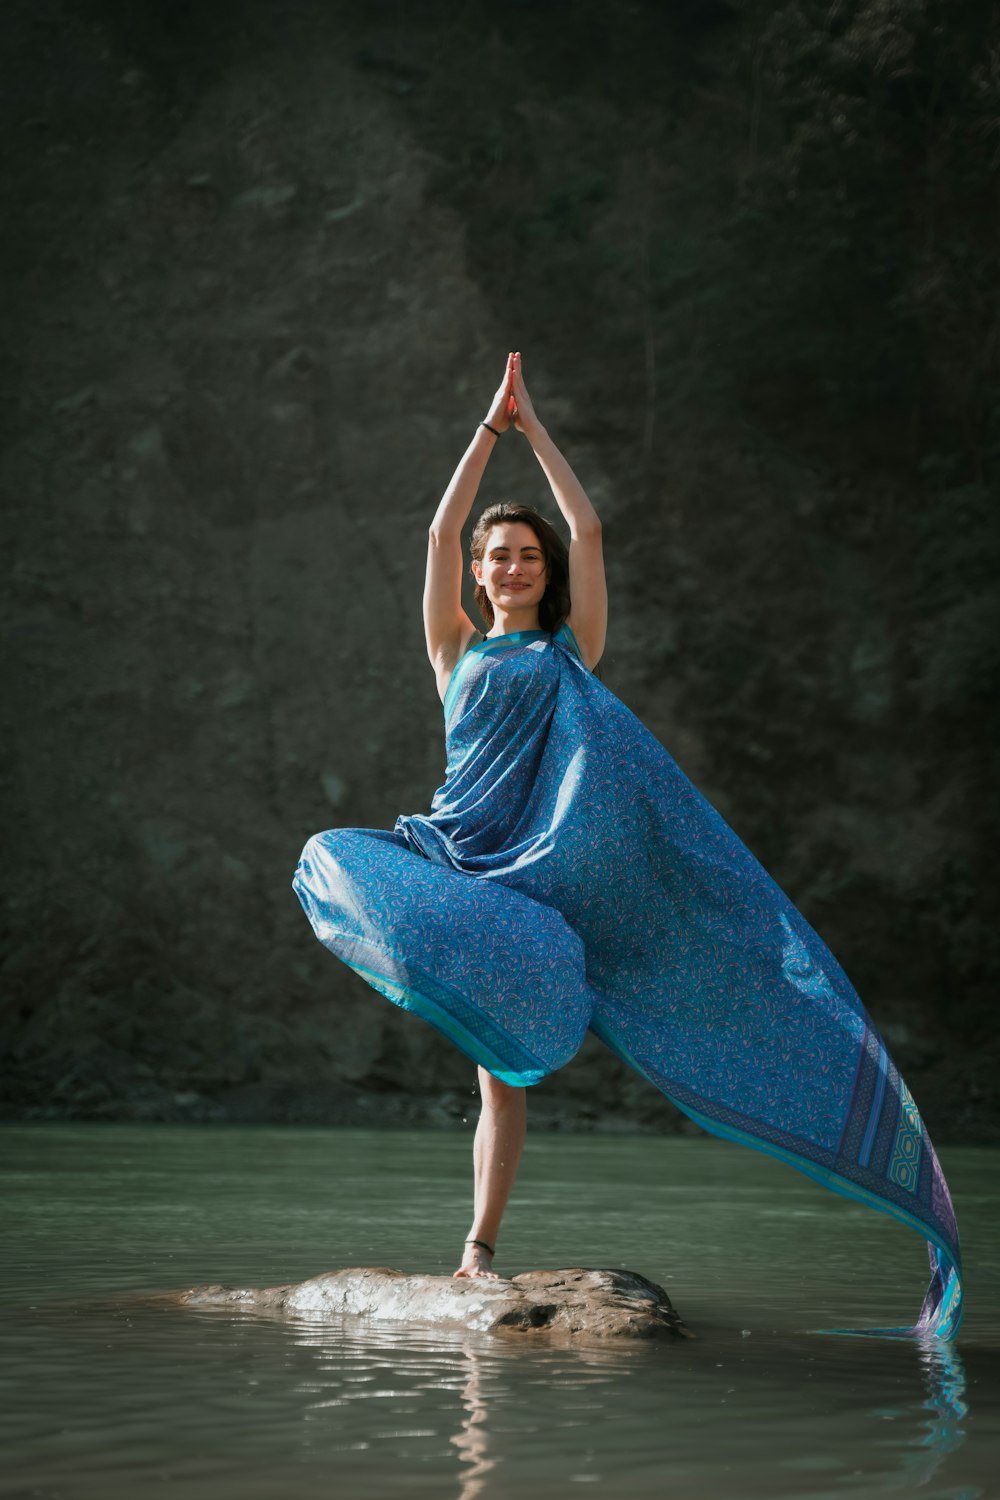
top-left (2, 0), bottom-right (997, 1138)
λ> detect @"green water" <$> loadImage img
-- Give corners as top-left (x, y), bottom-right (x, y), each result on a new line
top-left (1, 1125), bottom-right (997, 1499)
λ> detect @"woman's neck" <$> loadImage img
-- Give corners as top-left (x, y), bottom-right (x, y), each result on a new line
top-left (487, 604), bottom-right (542, 637)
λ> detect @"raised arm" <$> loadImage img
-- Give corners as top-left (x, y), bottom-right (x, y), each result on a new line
top-left (424, 355), bottom-right (514, 694)
top-left (510, 353), bottom-right (607, 670)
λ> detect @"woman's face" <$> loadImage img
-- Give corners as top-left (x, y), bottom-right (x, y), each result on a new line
top-left (474, 522), bottom-right (549, 615)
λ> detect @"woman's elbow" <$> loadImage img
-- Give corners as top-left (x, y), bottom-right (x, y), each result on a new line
top-left (572, 517), bottom-right (602, 541)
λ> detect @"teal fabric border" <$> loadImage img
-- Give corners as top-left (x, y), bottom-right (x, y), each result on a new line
top-left (589, 1017), bottom-right (964, 1338)
top-left (555, 620), bottom-right (584, 661)
top-left (344, 958), bottom-right (547, 1087)
top-left (443, 629), bottom-right (552, 722)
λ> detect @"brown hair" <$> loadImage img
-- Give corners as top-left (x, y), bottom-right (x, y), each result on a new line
top-left (469, 503), bottom-right (571, 633)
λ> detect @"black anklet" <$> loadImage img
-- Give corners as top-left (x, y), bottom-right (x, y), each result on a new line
top-left (465, 1238), bottom-right (495, 1256)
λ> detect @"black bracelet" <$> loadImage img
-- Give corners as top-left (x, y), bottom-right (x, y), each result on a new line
top-left (481, 421), bottom-right (501, 438)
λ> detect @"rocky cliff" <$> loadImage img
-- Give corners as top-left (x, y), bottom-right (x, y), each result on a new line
top-left (2, 0), bottom-right (996, 1138)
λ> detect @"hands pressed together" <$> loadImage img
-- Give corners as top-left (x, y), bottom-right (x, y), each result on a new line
top-left (483, 351), bottom-right (542, 441)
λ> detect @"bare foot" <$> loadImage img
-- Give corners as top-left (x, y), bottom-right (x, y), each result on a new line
top-left (453, 1242), bottom-right (501, 1280)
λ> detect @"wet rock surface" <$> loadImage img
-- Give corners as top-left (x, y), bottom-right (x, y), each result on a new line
top-left (162, 1267), bottom-right (693, 1342)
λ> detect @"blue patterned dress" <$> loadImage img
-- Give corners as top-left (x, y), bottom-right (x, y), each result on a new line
top-left (293, 622), bottom-right (963, 1338)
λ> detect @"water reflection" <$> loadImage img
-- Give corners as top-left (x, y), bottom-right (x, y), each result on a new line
top-left (826, 1335), bottom-right (975, 1494)
top-left (273, 1307), bottom-right (982, 1500)
top-left (899, 1341), bottom-right (976, 1493)
top-left (2, 1126), bottom-right (997, 1499)
top-left (451, 1345), bottom-right (494, 1500)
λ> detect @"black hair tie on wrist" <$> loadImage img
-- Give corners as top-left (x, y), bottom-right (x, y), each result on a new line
top-left (481, 421), bottom-right (501, 438)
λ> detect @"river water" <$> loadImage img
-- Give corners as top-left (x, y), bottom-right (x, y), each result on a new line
top-left (1, 1124), bottom-right (997, 1499)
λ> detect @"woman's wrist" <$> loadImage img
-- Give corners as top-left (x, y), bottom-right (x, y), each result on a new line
top-left (480, 419), bottom-right (503, 438)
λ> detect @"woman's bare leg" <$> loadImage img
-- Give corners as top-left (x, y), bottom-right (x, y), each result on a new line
top-left (453, 1066), bottom-right (527, 1279)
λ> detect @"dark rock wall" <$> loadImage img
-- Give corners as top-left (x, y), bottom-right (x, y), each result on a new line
top-left (2, 0), bottom-right (997, 1137)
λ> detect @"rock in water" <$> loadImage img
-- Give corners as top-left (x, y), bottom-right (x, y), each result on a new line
top-left (170, 1267), bottom-right (693, 1341)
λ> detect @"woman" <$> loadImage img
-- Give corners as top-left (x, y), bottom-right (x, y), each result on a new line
top-left (294, 353), bottom-right (963, 1337)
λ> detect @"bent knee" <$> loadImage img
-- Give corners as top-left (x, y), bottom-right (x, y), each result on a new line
top-left (297, 828), bottom-right (365, 872)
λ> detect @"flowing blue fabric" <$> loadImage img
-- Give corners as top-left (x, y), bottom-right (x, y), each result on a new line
top-left (293, 623), bottom-right (963, 1339)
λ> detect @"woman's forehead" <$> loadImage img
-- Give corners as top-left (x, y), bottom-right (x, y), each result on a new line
top-left (486, 522), bottom-right (542, 551)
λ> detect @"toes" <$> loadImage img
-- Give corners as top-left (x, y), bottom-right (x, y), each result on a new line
top-left (453, 1263), bottom-right (500, 1280)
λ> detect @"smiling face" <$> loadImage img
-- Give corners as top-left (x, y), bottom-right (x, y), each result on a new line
top-left (472, 521), bottom-right (550, 625)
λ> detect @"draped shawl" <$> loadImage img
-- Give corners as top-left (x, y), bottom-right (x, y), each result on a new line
top-left (293, 623), bottom-right (963, 1339)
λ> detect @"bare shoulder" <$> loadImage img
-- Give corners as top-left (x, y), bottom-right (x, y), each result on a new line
top-left (433, 618), bottom-right (484, 704)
